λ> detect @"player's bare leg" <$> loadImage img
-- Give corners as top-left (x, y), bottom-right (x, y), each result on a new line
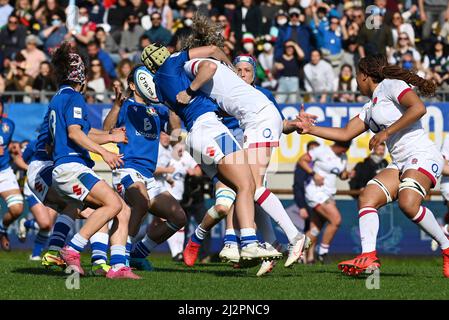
top-left (338, 169), bottom-right (398, 276)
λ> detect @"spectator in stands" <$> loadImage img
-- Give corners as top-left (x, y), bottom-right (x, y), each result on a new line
top-left (419, 0), bottom-right (449, 40)
top-left (389, 32), bottom-right (422, 70)
top-left (106, 0), bottom-right (131, 36)
top-left (0, 0), bottom-right (14, 28)
top-left (282, 0), bottom-right (300, 12)
top-left (40, 12), bottom-right (68, 55)
top-left (5, 56), bottom-right (33, 102)
top-left (148, 0), bottom-right (174, 30)
top-left (144, 12), bottom-right (172, 46)
top-left (390, 11), bottom-right (415, 46)
top-left (260, 0), bottom-right (281, 34)
top-left (257, 35), bottom-right (276, 89)
top-left (274, 40), bottom-right (304, 103)
top-left (119, 14), bottom-right (145, 62)
top-left (357, 6), bottom-right (393, 57)
top-left (87, 58), bottom-right (111, 103)
top-left (349, 143), bottom-right (388, 193)
top-left (0, 15), bottom-right (27, 62)
top-left (116, 58), bottom-right (133, 90)
top-left (241, 32), bottom-right (257, 56)
top-left (232, 0), bottom-right (263, 48)
top-left (275, 7), bottom-right (314, 62)
top-left (70, 5), bottom-right (97, 49)
top-left (333, 64), bottom-right (357, 103)
top-left (20, 35), bottom-right (47, 79)
top-left (85, 87), bottom-right (98, 104)
top-left (13, 0), bottom-right (35, 29)
top-left (85, 0), bottom-right (105, 24)
top-left (34, 0), bottom-right (65, 27)
top-left (339, 14), bottom-right (360, 72)
top-left (87, 40), bottom-right (117, 79)
top-left (223, 40), bottom-right (236, 60)
top-left (312, 9), bottom-right (343, 74)
top-left (168, 6), bottom-right (195, 51)
top-left (423, 37), bottom-right (449, 88)
top-left (440, 18), bottom-right (449, 44)
top-left (304, 50), bottom-right (334, 103)
top-left (218, 14), bottom-right (236, 45)
top-left (133, 34), bottom-right (151, 64)
top-left (31, 61), bottom-right (57, 102)
top-left (95, 26), bottom-right (120, 63)
top-left (130, 0), bottom-right (148, 19)
top-left (293, 140), bottom-right (320, 226)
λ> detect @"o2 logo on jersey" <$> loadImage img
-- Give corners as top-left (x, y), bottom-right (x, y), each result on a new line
top-left (262, 128), bottom-right (272, 139)
top-left (330, 168), bottom-right (341, 176)
top-left (432, 164), bottom-right (439, 174)
top-left (368, 118), bottom-right (386, 133)
top-left (172, 172), bottom-right (182, 181)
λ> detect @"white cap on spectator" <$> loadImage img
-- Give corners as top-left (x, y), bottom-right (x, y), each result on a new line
top-left (288, 7), bottom-right (302, 16)
top-left (25, 34), bottom-right (43, 46)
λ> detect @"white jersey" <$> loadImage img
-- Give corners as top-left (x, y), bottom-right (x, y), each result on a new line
top-left (184, 58), bottom-right (272, 124)
top-left (167, 151), bottom-right (198, 201)
top-left (155, 143), bottom-right (173, 188)
top-left (306, 145), bottom-right (347, 195)
top-left (441, 135), bottom-right (449, 160)
top-left (358, 79), bottom-right (436, 162)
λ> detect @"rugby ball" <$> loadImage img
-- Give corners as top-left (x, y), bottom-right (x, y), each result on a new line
top-left (134, 66), bottom-right (160, 104)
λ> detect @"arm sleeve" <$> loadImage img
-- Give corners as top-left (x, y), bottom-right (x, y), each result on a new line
top-left (158, 106), bottom-right (170, 133)
top-left (183, 58), bottom-right (202, 79)
top-left (358, 102), bottom-right (371, 125)
top-left (384, 79), bottom-right (412, 105)
top-left (307, 145), bottom-right (322, 162)
top-left (64, 94), bottom-right (89, 129)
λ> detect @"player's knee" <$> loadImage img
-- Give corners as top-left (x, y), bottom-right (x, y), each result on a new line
top-left (38, 219), bottom-right (52, 231)
top-left (358, 190), bottom-right (379, 209)
top-left (117, 203), bottom-right (131, 223)
top-left (214, 204), bottom-right (229, 217)
top-left (106, 195), bottom-right (123, 218)
top-left (398, 194), bottom-right (420, 217)
top-left (6, 194), bottom-right (24, 217)
top-left (331, 214), bottom-right (342, 228)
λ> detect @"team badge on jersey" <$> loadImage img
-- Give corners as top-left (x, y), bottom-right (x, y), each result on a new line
top-left (146, 107), bottom-right (157, 116)
top-left (206, 146), bottom-right (216, 157)
top-left (2, 123), bottom-right (9, 133)
top-left (73, 107), bottom-right (82, 119)
top-left (412, 158), bottom-right (418, 164)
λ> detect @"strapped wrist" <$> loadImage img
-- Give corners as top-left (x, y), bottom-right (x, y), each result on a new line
top-left (186, 86), bottom-right (197, 97)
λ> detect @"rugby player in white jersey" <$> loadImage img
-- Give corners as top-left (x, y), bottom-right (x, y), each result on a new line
top-left (297, 54), bottom-right (449, 277)
top-left (298, 140), bottom-right (350, 264)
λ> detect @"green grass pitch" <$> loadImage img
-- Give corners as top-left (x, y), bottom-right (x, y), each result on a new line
top-left (0, 251), bottom-right (448, 300)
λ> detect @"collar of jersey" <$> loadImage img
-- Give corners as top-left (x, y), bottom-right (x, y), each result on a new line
top-left (127, 98), bottom-right (147, 107)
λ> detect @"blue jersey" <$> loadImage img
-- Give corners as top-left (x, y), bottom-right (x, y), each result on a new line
top-left (154, 50), bottom-right (218, 130)
top-left (48, 85), bottom-right (94, 168)
top-left (117, 98), bottom-right (169, 178)
top-left (31, 110), bottom-right (53, 162)
top-left (22, 140), bottom-right (37, 165)
top-left (0, 118), bottom-right (15, 171)
top-left (222, 86), bottom-right (285, 131)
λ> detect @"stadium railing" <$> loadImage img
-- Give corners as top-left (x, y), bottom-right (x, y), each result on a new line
top-left (3, 90), bottom-right (449, 103)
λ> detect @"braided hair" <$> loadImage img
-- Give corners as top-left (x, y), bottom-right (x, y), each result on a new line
top-left (357, 54), bottom-right (436, 97)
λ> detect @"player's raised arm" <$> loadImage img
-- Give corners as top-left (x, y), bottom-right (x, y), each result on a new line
top-left (188, 45), bottom-right (232, 66)
top-left (176, 60), bottom-right (217, 105)
top-left (103, 83), bottom-right (125, 132)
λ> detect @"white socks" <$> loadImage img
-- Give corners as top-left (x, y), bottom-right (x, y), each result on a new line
top-left (358, 207), bottom-right (379, 253)
top-left (413, 206), bottom-right (449, 250)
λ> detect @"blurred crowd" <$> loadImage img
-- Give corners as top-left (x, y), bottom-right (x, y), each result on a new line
top-left (1, 0), bottom-right (449, 104)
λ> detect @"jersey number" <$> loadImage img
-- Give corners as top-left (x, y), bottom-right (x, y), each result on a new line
top-left (49, 110), bottom-right (57, 142)
top-left (144, 118), bottom-right (152, 131)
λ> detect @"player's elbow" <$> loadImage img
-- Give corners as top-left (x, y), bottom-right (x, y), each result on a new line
top-left (201, 61), bottom-right (217, 74)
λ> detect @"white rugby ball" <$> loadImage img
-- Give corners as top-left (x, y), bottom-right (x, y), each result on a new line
top-left (134, 66), bottom-right (159, 104)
